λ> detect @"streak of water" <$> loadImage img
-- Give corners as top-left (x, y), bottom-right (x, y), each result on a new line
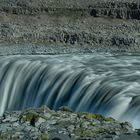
top-left (0, 54), bottom-right (140, 128)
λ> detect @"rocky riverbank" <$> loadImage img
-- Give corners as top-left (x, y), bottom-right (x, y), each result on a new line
top-left (0, 106), bottom-right (140, 140)
top-left (0, 0), bottom-right (140, 55)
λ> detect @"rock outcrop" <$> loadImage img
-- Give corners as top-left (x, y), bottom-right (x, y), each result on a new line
top-left (90, 1), bottom-right (140, 20)
top-left (0, 0), bottom-right (140, 54)
top-left (0, 106), bottom-right (140, 140)
top-left (1, 0), bottom-right (140, 20)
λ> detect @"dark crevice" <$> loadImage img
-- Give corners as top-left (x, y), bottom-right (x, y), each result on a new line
top-left (90, 9), bottom-right (98, 17)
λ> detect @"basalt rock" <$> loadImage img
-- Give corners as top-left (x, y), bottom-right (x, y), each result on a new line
top-left (0, 0), bottom-right (140, 20)
top-left (0, 0), bottom-right (140, 54)
top-left (0, 106), bottom-right (140, 140)
top-left (89, 1), bottom-right (140, 20)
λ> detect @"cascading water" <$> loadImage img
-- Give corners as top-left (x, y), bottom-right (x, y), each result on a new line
top-left (0, 53), bottom-right (140, 128)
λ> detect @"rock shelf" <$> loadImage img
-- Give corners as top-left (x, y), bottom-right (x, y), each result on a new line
top-left (0, 106), bottom-right (140, 140)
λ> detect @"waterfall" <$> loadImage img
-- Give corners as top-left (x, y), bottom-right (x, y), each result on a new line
top-left (0, 54), bottom-right (140, 128)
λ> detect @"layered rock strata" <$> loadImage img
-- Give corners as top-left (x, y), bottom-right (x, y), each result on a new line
top-left (0, 0), bottom-right (140, 54)
top-left (1, 0), bottom-right (140, 20)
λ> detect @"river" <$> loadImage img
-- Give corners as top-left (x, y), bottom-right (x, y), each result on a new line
top-left (0, 53), bottom-right (140, 128)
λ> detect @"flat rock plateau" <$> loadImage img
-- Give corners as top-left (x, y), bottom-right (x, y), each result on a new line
top-left (0, 0), bottom-right (140, 55)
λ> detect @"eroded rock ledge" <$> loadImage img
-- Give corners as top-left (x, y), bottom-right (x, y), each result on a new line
top-left (0, 106), bottom-right (140, 140)
top-left (0, 0), bottom-right (140, 20)
top-left (0, 0), bottom-right (140, 54)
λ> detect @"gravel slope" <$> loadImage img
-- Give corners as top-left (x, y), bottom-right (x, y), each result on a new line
top-left (0, 0), bottom-right (140, 54)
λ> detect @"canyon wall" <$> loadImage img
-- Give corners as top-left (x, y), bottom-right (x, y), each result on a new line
top-left (1, 0), bottom-right (140, 20)
top-left (0, 0), bottom-right (140, 54)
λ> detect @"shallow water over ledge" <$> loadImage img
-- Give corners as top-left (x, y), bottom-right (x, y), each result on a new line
top-left (0, 53), bottom-right (140, 128)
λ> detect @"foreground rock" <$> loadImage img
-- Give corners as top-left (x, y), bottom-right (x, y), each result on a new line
top-left (0, 106), bottom-right (140, 140)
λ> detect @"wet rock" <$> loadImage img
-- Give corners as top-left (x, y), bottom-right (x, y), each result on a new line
top-left (120, 122), bottom-right (133, 134)
top-left (59, 106), bottom-right (73, 112)
top-left (19, 109), bottom-right (48, 127)
top-left (118, 133), bottom-right (140, 140)
top-left (19, 110), bottom-right (40, 127)
top-left (136, 129), bottom-right (140, 136)
top-left (41, 133), bottom-right (48, 140)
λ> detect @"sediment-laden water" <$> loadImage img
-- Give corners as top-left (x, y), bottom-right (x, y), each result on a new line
top-left (0, 53), bottom-right (140, 128)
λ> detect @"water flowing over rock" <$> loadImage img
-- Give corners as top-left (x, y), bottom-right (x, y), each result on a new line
top-left (0, 54), bottom-right (140, 129)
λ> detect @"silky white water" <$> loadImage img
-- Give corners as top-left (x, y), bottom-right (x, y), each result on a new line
top-left (0, 53), bottom-right (140, 128)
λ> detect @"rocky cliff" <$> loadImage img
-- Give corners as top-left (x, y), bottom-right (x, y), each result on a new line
top-left (0, 0), bottom-right (140, 54)
top-left (1, 0), bottom-right (140, 20)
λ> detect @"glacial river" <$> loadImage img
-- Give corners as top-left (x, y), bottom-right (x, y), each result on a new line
top-left (0, 53), bottom-right (140, 128)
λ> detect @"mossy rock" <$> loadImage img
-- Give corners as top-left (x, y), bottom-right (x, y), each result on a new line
top-left (79, 112), bottom-right (115, 122)
top-left (105, 117), bottom-right (115, 122)
top-left (20, 111), bottom-right (39, 121)
top-left (40, 133), bottom-right (48, 140)
top-left (19, 110), bottom-right (47, 127)
top-left (19, 110), bottom-right (39, 126)
top-left (59, 106), bottom-right (73, 112)
top-left (74, 128), bottom-right (96, 138)
top-left (79, 112), bottom-right (105, 120)
top-left (85, 113), bottom-right (105, 120)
